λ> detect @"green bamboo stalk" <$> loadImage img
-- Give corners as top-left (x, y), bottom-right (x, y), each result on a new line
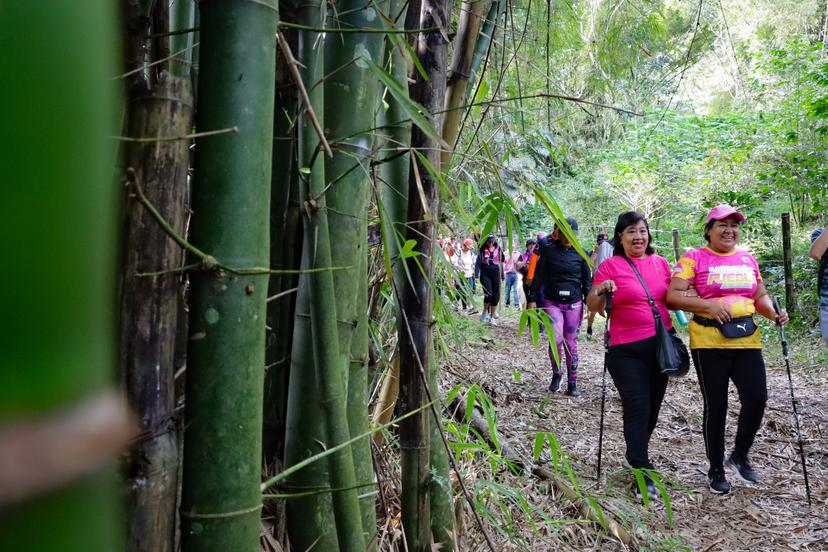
top-left (323, 0), bottom-right (390, 542)
top-left (380, 0), bottom-right (412, 297)
top-left (282, 6), bottom-right (339, 549)
top-left (467, 0), bottom-right (506, 100)
top-left (0, 1), bottom-right (121, 551)
top-left (263, 26), bottom-right (300, 468)
top-left (180, 0), bottom-right (278, 549)
top-left (169, 0), bottom-right (196, 77)
top-left (399, 0), bottom-right (453, 548)
top-left (302, 98), bottom-right (367, 552)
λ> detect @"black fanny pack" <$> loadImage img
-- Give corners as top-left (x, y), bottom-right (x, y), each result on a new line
top-left (693, 315), bottom-right (757, 339)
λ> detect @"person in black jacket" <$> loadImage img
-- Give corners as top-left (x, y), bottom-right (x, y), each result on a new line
top-left (475, 235), bottom-right (505, 325)
top-left (528, 218), bottom-right (592, 396)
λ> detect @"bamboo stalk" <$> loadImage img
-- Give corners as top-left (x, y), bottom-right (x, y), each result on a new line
top-left (282, 4), bottom-right (341, 549)
top-left (441, 0), bottom-right (494, 168)
top-left (323, 0), bottom-right (391, 542)
top-left (0, 1), bottom-right (122, 550)
top-left (121, 72), bottom-right (193, 552)
top-left (180, 0), bottom-right (278, 549)
top-left (399, 0), bottom-right (453, 547)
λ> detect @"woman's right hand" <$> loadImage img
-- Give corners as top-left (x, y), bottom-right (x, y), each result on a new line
top-left (706, 300), bottom-right (732, 324)
top-left (595, 280), bottom-right (617, 296)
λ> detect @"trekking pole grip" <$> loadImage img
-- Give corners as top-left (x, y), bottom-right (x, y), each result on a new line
top-left (772, 296), bottom-right (782, 320)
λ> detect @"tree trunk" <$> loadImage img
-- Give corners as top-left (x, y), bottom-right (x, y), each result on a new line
top-left (180, 0), bottom-right (278, 549)
top-left (121, 73), bottom-right (192, 552)
top-left (399, 0), bottom-right (453, 548)
top-left (0, 2), bottom-right (124, 550)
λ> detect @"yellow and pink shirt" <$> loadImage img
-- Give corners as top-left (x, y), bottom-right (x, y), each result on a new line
top-left (672, 246), bottom-right (763, 349)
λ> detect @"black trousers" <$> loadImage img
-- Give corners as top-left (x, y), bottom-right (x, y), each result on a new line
top-left (692, 348), bottom-right (767, 470)
top-left (607, 336), bottom-right (669, 469)
top-left (479, 266), bottom-right (501, 306)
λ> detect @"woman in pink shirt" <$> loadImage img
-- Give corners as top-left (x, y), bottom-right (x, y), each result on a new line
top-left (586, 211), bottom-right (674, 498)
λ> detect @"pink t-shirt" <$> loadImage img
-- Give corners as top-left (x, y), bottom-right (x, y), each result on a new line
top-left (503, 251), bottom-right (520, 273)
top-left (672, 246), bottom-right (763, 349)
top-left (593, 254), bottom-right (673, 345)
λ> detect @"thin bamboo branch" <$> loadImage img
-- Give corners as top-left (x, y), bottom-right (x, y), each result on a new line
top-left (280, 21), bottom-right (439, 33)
top-left (115, 42), bottom-right (199, 80)
top-left (127, 168), bottom-right (352, 276)
top-left (112, 126), bottom-right (238, 142)
top-left (276, 30), bottom-right (333, 158)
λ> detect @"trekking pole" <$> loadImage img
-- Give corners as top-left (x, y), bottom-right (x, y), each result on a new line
top-left (596, 291), bottom-right (613, 485)
top-left (773, 296), bottom-right (812, 505)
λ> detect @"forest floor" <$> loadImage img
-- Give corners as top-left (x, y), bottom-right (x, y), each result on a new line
top-left (441, 301), bottom-right (828, 552)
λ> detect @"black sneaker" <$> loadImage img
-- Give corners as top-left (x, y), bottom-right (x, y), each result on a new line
top-left (564, 383), bottom-right (580, 397)
top-left (726, 455), bottom-right (758, 484)
top-left (548, 373), bottom-right (562, 393)
top-left (586, 326), bottom-right (593, 336)
top-left (632, 473), bottom-right (658, 500)
top-left (708, 467), bottom-right (732, 494)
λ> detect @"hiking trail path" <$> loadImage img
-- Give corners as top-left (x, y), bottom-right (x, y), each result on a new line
top-left (444, 307), bottom-right (828, 551)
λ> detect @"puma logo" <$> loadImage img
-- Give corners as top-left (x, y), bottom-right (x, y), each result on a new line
top-left (737, 323), bottom-right (747, 332)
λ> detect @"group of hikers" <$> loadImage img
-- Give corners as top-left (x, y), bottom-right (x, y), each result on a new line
top-left (440, 204), bottom-right (828, 498)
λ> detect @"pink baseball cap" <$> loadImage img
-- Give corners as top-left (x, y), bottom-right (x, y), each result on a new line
top-left (706, 204), bottom-right (745, 223)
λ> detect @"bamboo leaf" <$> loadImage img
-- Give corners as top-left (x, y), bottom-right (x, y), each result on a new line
top-left (532, 433), bottom-right (545, 462)
top-left (362, 56), bottom-right (442, 143)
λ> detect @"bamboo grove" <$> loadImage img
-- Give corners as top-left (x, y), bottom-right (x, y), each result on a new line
top-left (0, 0), bottom-right (520, 550)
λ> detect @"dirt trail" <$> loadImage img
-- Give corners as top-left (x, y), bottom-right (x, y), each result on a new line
top-left (445, 307), bottom-right (828, 551)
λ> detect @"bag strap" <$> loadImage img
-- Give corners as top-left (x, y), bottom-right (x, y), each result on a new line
top-left (622, 256), bottom-right (663, 324)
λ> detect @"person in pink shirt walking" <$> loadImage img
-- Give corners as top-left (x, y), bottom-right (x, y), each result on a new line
top-left (586, 211), bottom-right (674, 498)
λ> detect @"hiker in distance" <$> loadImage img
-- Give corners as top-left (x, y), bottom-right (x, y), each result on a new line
top-left (809, 223), bottom-right (828, 347)
top-left (586, 211), bottom-right (675, 498)
top-left (476, 234), bottom-right (505, 325)
top-left (529, 218), bottom-right (592, 397)
top-left (667, 204), bottom-right (789, 495)
top-left (587, 230), bottom-right (614, 336)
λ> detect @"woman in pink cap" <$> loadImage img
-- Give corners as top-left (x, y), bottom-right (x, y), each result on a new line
top-left (667, 204), bottom-right (789, 495)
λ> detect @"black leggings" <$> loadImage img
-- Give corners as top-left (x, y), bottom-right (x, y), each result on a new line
top-left (692, 348), bottom-right (767, 470)
top-left (606, 336), bottom-right (669, 469)
top-left (479, 266), bottom-right (501, 306)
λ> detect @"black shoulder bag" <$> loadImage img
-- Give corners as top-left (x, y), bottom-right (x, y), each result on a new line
top-left (624, 257), bottom-right (690, 377)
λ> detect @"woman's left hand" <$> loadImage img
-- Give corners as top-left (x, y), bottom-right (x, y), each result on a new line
top-left (776, 309), bottom-right (790, 326)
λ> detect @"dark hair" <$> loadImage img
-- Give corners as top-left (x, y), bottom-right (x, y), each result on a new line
top-left (612, 211), bottom-right (655, 257)
top-left (703, 220), bottom-right (714, 242)
top-left (479, 236), bottom-right (498, 253)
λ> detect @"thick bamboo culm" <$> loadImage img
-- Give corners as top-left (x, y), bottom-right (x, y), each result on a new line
top-left (323, 0), bottom-right (391, 543)
top-left (180, 0), bottom-right (277, 549)
top-left (0, 2), bottom-right (123, 551)
top-left (399, 0), bottom-right (453, 547)
top-left (282, 5), bottom-right (340, 549)
top-left (121, 73), bottom-right (192, 552)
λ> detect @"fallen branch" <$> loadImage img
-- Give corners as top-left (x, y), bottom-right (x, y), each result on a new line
top-left (450, 396), bottom-right (635, 548)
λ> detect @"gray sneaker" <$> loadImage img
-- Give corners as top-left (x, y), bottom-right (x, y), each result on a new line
top-left (480, 312), bottom-right (490, 323)
top-left (489, 317), bottom-right (498, 326)
top-left (726, 455), bottom-right (758, 484)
